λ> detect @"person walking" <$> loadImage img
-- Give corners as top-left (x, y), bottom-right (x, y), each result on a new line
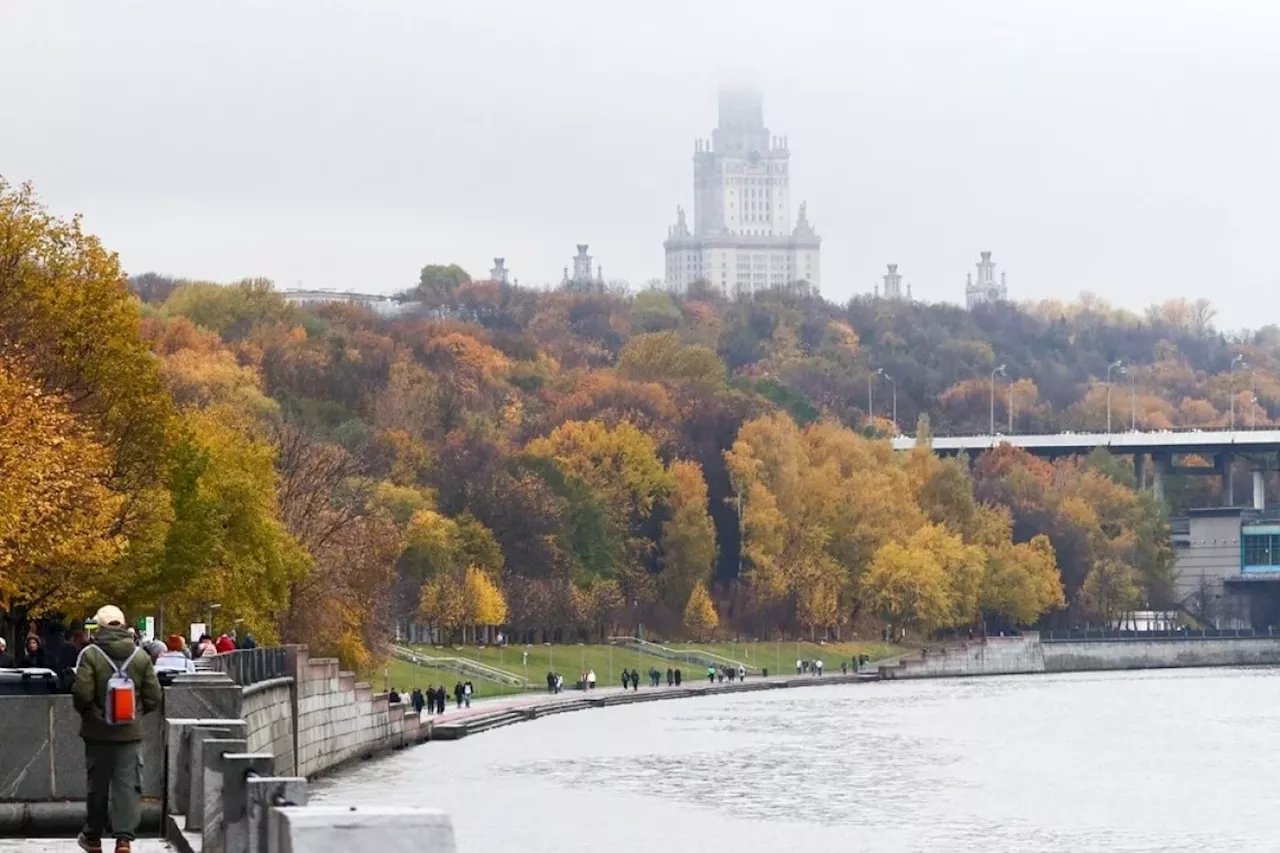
top-left (622, 670), bottom-right (630, 690)
top-left (707, 665), bottom-right (715, 684)
top-left (815, 659), bottom-right (823, 676)
top-left (72, 605), bottom-right (161, 853)
top-left (240, 634), bottom-right (258, 650)
top-left (453, 682), bottom-right (464, 709)
top-left (630, 669), bottom-right (639, 691)
top-left (0, 638), bottom-right (13, 668)
top-left (738, 665), bottom-right (746, 681)
top-left (587, 669), bottom-right (596, 689)
top-left (674, 668), bottom-right (682, 686)
top-left (214, 633), bottom-right (235, 654)
top-left (463, 681), bottom-right (473, 708)
top-left (411, 687), bottom-right (425, 715)
top-left (666, 667), bottom-right (674, 686)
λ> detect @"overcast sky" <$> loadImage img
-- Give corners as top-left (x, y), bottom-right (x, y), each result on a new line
top-left (3, 1), bottom-right (1279, 327)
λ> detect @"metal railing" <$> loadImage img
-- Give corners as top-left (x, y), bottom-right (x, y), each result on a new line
top-left (1041, 627), bottom-right (1276, 642)
top-left (203, 646), bottom-right (289, 686)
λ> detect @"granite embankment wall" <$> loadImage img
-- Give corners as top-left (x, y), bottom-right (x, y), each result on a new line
top-left (1040, 637), bottom-right (1280, 671)
top-left (880, 632), bottom-right (1280, 679)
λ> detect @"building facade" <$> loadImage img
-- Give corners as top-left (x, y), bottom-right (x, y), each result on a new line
top-left (562, 244), bottom-right (604, 290)
top-left (965, 251), bottom-right (1009, 308)
top-left (1171, 507), bottom-right (1280, 629)
top-left (280, 289), bottom-right (408, 317)
top-left (664, 90), bottom-right (821, 296)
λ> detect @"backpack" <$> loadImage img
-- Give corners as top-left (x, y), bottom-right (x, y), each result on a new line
top-left (94, 645), bottom-right (143, 725)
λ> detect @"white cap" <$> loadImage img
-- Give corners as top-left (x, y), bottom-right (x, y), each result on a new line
top-left (94, 605), bottom-right (126, 627)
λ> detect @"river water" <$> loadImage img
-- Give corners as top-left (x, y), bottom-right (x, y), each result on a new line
top-left (314, 668), bottom-right (1280, 852)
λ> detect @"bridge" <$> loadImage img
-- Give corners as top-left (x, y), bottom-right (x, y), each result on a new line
top-left (890, 429), bottom-right (1280, 506)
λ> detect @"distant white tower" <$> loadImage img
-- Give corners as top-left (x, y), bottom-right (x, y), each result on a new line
top-left (663, 89), bottom-right (821, 296)
top-left (489, 257), bottom-right (509, 284)
top-left (965, 251), bottom-right (1009, 308)
top-left (562, 244), bottom-right (604, 290)
top-left (883, 264), bottom-right (904, 299)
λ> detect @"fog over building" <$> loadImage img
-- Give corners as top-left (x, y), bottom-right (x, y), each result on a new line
top-left (664, 90), bottom-right (820, 296)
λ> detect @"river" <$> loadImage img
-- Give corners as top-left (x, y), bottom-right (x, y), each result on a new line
top-left (313, 668), bottom-right (1280, 852)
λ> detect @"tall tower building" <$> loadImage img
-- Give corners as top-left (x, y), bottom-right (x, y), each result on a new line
top-left (883, 264), bottom-right (903, 299)
top-left (664, 89), bottom-right (821, 296)
top-left (965, 251), bottom-right (1009, 308)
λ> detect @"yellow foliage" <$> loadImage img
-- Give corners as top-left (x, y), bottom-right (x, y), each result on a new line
top-left (683, 580), bottom-right (719, 638)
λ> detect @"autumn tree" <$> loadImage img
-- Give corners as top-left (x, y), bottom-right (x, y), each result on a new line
top-left (683, 581), bottom-right (719, 640)
top-left (660, 460), bottom-right (717, 615)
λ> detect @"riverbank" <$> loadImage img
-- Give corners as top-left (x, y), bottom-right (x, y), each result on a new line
top-left (417, 670), bottom-right (880, 739)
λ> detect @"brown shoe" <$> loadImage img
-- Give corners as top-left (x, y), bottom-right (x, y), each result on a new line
top-left (76, 833), bottom-right (102, 853)
top-left (113, 841), bottom-right (131, 853)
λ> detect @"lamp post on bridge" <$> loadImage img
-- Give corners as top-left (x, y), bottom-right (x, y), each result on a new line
top-left (867, 368), bottom-right (883, 429)
top-left (883, 373), bottom-right (897, 435)
top-left (1230, 355), bottom-right (1248, 430)
top-left (990, 364), bottom-right (1006, 436)
top-left (1130, 369), bottom-right (1137, 432)
top-left (1106, 360), bottom-right (1124, 434)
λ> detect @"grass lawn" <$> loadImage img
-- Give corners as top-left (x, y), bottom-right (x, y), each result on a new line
top-left (377, 639), bottom-right (905, 698)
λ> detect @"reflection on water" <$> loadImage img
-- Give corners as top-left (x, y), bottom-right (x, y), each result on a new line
top-left (314, 668), bottom-right (1280, 852)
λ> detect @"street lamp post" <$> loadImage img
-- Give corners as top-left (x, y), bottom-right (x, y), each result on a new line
top-left (1106, 360), bottom-right (1124, 434)
top-left (1251, 374), bottom-right (1258, 429)
top-left (1130, 369), bottom-right (1137, 432)
top-left (883, 373), bottom-right (897, 435)
top-left (1230, 355), bottom-right (1248, 429)
top-left (867, 368), bottom-right (883, 427)
top-left (989, 364), bottom-right (1006, 436)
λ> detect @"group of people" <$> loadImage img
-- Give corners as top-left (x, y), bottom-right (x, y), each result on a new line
top-left (708, 664), bottom-right (747, 683)
top-left (403, 682), bottom-right (473, 715)
top-left (0, 633), bottom-right (67, 670)
top-left (796, 658), bottom-right (825, 675)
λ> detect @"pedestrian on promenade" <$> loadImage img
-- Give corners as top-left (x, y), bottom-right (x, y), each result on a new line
top-left (20, 635), bottom-right (47, 668)
top-left (622, 670), bottom-right (630, 690)
top-left (674, 668), bottom-right (682, 686)
top-left (738, 665), bottom-right (746, 681)
top-left (630, 669), bottom-right (640, 691)
top-left (796, 658), bottom-right (802, 675)
top-left (707, 665), bottom-right (715, 684)
top-left (841, 661), bottom-right (848, 675)
top-left (73, 605), bottom-right (161, 853)
top-left (463, 681), bottom-right (473, 707)
top-left (389, 687), bottom-right (401, 704)
top-left (214, 634), bottom-right (236, 654)
top-left (435, 686), bottom-right (447, 714)
top-left (587, 669), bottom-right (596, 689)
top-left (0, 638), bottom-right (13, 668)
top-left (241, 634), bottom-right (257, 650)
top-left (815, 659), bottom-right (823, 676)
top-left (453, 682), bottom-right (464, 709)
top-left (556, 673), bottom-right (564, 693)
top-left (546, 671), bottom-right (555, 694)
top-left (666, 667), bottom-right (674, 686)
top-left (411, 688), bottom-right (425, 714)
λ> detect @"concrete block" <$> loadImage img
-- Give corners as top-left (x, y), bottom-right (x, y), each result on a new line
top-left (201, 737), bottom-right (247, 853)
top-left (0, 697), bottom-right (52, 800)
top-left (247, 777), bottom-right (307, 853)
top-left (221, 753), bottom-right (274, 853)
top-left (270, 805), bottom-right (455, 853)
top-left (187, 725), bottom-right (241, 831)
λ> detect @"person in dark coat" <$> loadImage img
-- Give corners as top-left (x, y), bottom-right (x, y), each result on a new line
top-left (411, 688), bottom-right (425, 714)
top-left (630, 669), bottom-right (639, 691)
top-left (19, 635), bottom-right (47, 668)
top-left (666, 667), bottom-right (674, 686)
top-left (453, 682), bottom-right (464, 709)
top-left (388, 687), bottom-right (401, 704)
top-left (622, 670), bottom-right (630, 690)
top-left (0, 638), bottom-right (14, 668)
top-left (240, 634), bottom-right (258, 650)
top-left (674, 668), bottom-right (682, 686)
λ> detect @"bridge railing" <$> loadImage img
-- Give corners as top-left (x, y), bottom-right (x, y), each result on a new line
top-left (1042, 627), bottom-right (1276, 642)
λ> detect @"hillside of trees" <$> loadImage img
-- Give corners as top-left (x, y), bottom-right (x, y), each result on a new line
top-left (10, 178), bottom-right (1270, 665)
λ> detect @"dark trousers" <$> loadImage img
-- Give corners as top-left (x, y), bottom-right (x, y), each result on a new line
top-left (83, 739), bottom-right (142, 842)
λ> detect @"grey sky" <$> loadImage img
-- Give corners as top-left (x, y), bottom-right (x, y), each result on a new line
top-left (3, 1), bottom-right (1278, 328)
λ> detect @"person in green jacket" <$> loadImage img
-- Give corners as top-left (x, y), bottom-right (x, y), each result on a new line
top-left (71, 605), bottom-right (162, 853)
